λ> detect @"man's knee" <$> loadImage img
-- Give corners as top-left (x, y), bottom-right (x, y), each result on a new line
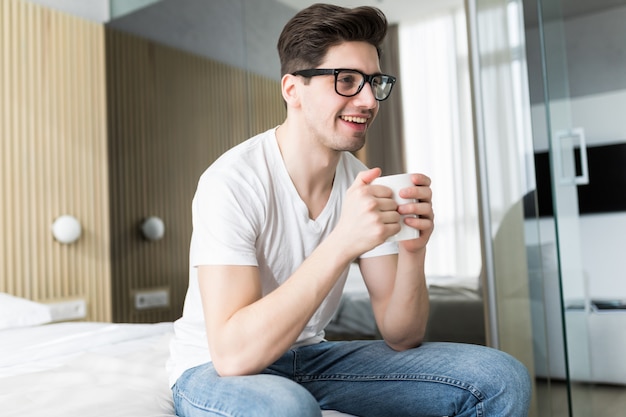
top-left (173, 369), bottom-right (322, 417)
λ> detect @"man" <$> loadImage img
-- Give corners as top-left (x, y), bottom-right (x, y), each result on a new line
top-left (168, 4), bottom-right (531, 416)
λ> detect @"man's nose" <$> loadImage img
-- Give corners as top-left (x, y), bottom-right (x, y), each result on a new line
top-left (353, 81), bottom-right (378, 108)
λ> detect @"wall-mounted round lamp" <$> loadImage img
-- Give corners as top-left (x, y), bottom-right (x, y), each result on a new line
top-left (140, 216), bottom-right (165, 241)
top-left (51, 215), bottom-right (82, 244)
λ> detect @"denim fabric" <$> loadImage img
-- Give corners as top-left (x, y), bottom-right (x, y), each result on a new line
top-left (172, 341), bottom-right (531, 417)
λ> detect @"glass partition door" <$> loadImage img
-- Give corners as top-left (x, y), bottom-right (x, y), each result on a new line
top-left (533, 0), bottom-right (593, 414)
top-left (467, 0), bottom-right (594, 415)
top-left (530, 0), bottom-right (626, 415)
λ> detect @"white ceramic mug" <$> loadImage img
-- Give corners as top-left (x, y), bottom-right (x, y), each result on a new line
top-left (371, 173), bottom-right (420, 242)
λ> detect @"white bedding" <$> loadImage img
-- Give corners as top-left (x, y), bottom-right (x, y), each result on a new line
top-left (1, 268), bottom-right (483, 417)
top-left (0, 321), bottom-right (354, 417)
top-left (1, 271), bottom-right (482, 417)
top-left (0, 322), bottom-right (175, 417)
top-left (0, 264), bottom-right (481, 416)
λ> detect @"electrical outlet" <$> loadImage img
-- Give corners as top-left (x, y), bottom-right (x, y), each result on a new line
top-left (47, 299), bottom-right (87, 322)
top-left (134, 288), bottom-right (169, 310)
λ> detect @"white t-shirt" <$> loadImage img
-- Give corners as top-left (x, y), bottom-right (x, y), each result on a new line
top-left (167, 127), bottom-right (397, 387)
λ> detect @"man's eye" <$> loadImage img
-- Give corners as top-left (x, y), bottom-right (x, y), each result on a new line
top-left (338, 75), bottom-right (357, 85)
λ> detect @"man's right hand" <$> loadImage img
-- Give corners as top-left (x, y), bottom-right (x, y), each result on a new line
top-left (331, 167), bottom-right (401, 258)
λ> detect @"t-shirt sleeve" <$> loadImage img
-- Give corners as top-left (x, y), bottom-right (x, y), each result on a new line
top-left (360, 241), bottom-right (399, 258)
top-left (190, 171), bottom-right (260, 267)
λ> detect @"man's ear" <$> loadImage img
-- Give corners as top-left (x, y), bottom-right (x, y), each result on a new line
top-left (281, 74), bottom-right (300, 108)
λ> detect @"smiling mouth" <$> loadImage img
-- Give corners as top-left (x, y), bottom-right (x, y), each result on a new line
top-left (340, 115), bottom-right (367, 124)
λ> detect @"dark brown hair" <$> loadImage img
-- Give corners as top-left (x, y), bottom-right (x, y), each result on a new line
top-left (277, 3), bottom-right (388, 77)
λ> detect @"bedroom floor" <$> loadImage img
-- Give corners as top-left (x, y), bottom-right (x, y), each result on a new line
top-left (535, 379), bottom-right (626, 416)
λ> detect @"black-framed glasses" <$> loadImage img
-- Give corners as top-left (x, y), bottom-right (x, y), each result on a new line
top-left (291, 68), bottom-right (396, 101)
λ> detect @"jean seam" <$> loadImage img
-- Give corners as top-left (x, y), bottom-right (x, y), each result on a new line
top-left (291, 348), bottom-right (299, 379)
top-left (297, 373), bottom-right (486, 402)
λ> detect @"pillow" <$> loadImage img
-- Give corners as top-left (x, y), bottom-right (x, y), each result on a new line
top-left (0, 293), bottom-right (52, 330)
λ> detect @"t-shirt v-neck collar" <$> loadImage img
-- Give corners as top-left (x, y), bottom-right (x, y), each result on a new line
top-left (268, 130), bottom-right (340, 227)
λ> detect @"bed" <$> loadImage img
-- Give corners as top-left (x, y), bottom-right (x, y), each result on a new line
top-left (0, 293), bottom-right (355, 416)
top-left (327, 263), bottom-right (486, 346)
top-left (0, 265), bottom-right (484, 417)
top-left (0, 320), bottom-right (175, 417)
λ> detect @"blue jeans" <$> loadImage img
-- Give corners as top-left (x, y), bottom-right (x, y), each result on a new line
top-left (172, 341), bottom-right (531, 417)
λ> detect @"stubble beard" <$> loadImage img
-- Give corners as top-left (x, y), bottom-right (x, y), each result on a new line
top-left (330, 131), bottom-right (367, 153)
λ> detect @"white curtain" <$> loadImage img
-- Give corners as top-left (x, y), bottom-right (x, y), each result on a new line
top-left (399, 8), bottom-right (481, 279)
top-left (474, 0), bottom-right (535, 226)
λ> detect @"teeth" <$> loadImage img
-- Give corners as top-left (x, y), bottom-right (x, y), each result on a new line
top-left (341, 115), bottom-right (367, 124)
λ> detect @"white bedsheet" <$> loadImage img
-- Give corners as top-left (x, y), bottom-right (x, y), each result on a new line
top-left (0, 322), bottom-right (355, 417)
top-left (0, 322), bottom-right (175, 417)
top-left (0, 322), bottom-right (173, 378)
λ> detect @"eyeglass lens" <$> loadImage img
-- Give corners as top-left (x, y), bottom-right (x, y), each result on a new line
top-left (335, 70), bottom-right (393, 101)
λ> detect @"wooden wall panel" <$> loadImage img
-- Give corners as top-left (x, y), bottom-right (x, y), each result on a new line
top-left (0, 0), bottom-right (111, 321)
top-left (1, 0), bottom-right (285, 325)
top-left (105, 29), bottom-right (285, 323)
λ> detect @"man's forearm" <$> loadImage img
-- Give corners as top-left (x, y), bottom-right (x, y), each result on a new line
top-left (379, 249), bottom-right (430, 350)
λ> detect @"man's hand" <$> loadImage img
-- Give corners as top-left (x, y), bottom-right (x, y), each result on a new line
top-left (358, 172), bottom-right (434, 350)
top-left (397, 173), bottom-right (434, 253)
top-left (332, 168), bottom-right (402, 258)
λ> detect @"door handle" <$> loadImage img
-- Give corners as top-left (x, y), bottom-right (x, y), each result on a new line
top-left (555, 127), bottom-right (589, 185)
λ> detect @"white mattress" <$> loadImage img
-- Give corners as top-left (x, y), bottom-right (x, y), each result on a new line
top-left (0, 322), bottom-right (175, 417)
top-left (0, 321), bottom-right (355, 417)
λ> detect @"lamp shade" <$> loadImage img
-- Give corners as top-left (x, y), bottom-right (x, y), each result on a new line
top-left (140, 216), bottom-right (165, 240)
top-left (51, 215), bottom-right (82, 244)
